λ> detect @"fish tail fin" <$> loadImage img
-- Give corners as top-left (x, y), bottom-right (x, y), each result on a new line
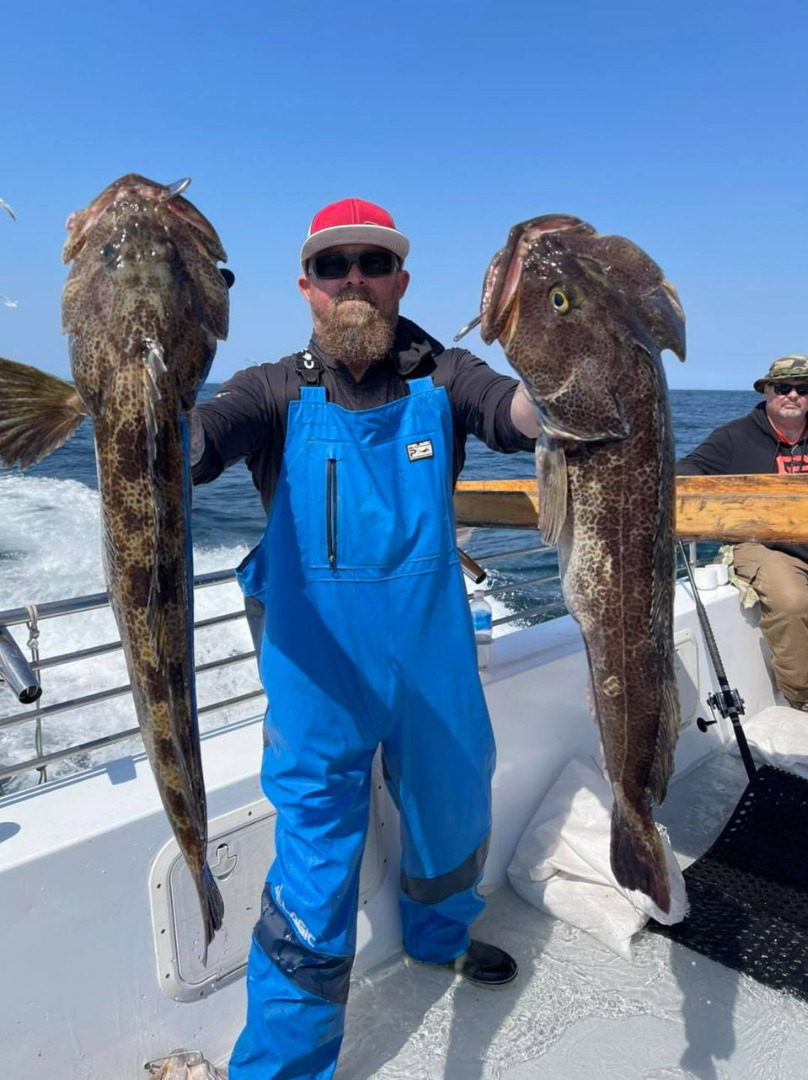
top-left (610, 794), bottom-right (671, 914)
top-left (0, 357), bottom-right (86, 468)
top-left (198, 863), bottom-right (225, 965)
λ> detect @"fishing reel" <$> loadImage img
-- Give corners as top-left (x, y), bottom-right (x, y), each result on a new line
top-left (698, 687), bottom-right (745, 731)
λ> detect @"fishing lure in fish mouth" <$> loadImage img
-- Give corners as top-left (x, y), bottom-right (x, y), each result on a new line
top-left (453, 313), bottom-right (481, 342)
top-left (163, 177), bottom-right (192, 199)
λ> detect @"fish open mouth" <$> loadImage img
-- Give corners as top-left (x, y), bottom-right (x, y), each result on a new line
top-left (476, 215), bottom-right (590, 347)
top-left (63, 180), bottom-right (129, 262)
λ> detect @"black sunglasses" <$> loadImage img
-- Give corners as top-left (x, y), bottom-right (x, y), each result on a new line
top-left (771, 382), bottom-right (808, 396)
top-left (307, 251), bottom-right (401, 280)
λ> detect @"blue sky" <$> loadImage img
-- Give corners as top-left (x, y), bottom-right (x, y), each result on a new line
top-left (2, 0), bottom-right (805, 389)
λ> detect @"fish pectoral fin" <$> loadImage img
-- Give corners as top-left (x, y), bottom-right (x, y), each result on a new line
top-left (142, 340), bottom-right (169, 470)
top-left (0, 357), bottom-right (87, 468)
top-left (535, 436), bottom-right (568, 545)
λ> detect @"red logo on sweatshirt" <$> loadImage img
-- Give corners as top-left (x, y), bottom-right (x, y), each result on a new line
top-left (776, 452), bottom-right (808, 474)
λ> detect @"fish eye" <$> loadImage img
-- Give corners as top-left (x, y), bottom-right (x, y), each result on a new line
top-left (549, 288), bottom-right (571, 314)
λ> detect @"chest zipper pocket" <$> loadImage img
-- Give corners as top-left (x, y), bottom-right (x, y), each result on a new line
top-left (326, 458), bottom-right (338, 570)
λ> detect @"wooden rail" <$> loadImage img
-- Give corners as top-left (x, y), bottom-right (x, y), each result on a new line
top-left (454, 475), bottom-right (808, 542)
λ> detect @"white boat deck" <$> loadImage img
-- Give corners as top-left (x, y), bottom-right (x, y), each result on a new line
top-left (4, 580), bottom-right (806, 1079)
top-left (334, 750), bottom-right (807, 1080)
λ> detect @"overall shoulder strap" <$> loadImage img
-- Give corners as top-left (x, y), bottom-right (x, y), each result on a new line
top-left (300, 386), bottom-right (327, 402)
top-left (295, 350), bottom-right (325, 386)
top-left (407, 375), bottom-right (435, 396)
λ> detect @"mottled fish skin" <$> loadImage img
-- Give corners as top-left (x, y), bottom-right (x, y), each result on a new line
top-left (479, 215), bottom-right (686, 913)
top-left (62, 174), bottom-right (229, 949)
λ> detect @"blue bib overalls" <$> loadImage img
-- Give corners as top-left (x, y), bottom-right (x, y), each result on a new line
top-left (229, 378), bottom-right (495, 1079)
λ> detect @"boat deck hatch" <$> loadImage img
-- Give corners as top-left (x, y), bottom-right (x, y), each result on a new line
top-left (651, 763), bottom-right (808, 1001)
top-left (149, 777), bottom-right (387, 1002)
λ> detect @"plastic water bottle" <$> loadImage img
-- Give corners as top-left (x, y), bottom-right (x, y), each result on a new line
top-left (470, 588), bottom-right (494, 669)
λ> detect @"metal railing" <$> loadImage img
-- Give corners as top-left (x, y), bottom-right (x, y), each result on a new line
top-left (0, 546), bottom-right (569, 788)
top-left (0, 569), bottom-right (266, 787)
top-left (0, 540), bottom-right (716, 790)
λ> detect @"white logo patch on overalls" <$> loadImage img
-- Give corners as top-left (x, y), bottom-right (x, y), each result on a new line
top-left (406, 439), bottom-right (434, 462)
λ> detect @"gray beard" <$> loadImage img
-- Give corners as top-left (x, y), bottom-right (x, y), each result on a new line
top-left (316, 289), bottom-right (396, 369)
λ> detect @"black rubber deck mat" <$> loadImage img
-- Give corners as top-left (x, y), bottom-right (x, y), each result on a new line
top-left (649, 764), bottom-right (808, 1000)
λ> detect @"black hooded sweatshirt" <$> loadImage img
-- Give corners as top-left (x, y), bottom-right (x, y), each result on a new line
top-left (192, 317), bottom-right (534, 515)
top-left (677, 401), bottom-right (808, 561)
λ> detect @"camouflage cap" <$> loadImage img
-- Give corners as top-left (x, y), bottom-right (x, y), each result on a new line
top-left (753, 354), bottom-right (808, 393)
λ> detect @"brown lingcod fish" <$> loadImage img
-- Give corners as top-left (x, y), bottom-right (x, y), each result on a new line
top-left (468, 214), bottom-right (685, 913)
top-left (0, 173), bottom-right (230, 952)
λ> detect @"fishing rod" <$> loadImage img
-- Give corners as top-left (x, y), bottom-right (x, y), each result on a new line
top-left (678, 540), bottom-right (757, 780)
top-left (459, 548), bottom-right (486, 584)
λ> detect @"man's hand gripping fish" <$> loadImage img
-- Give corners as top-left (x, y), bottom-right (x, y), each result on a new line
top-left (460, 215), bottom-right (686, 913)
top-left (0, 174), bottom-right (231, 954)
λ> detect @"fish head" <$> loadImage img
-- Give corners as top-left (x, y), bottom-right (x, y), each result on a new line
top-left (62, 174), bottom-right (230, 343)
top-left (63, 174), bottom-right (226, 264)
top-left (479, 215), bottom-right (685, 441)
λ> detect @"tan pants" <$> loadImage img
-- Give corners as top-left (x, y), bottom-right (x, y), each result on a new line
top-left (731, 542), bottom-right (808, 704)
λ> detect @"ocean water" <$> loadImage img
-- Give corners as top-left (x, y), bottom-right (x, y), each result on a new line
top-left (0, 386), bottom-right (758, 789)
top-left (1, 385), bottom-right (758, 572)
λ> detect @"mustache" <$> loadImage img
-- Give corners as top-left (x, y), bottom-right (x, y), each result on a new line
top-left (335, 285), bottom-right (377, 307)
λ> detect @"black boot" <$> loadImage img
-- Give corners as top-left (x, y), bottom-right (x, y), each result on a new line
top-left (439, 940), bottom-right (518, 987)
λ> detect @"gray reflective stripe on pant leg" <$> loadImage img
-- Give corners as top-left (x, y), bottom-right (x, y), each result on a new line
top-left (401, 833), bottom-right (490, 905)
top-left (253, 885), bottom-right (354, 1005)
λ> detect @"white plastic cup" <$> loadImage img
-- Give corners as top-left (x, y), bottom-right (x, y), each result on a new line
top-left (711, 563), bottom-right (729, 586)
top-left (692, 566), bottom-right (718, 591)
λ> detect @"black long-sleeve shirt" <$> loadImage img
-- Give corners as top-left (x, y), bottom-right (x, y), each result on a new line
top-left (192, 317), bottom-right (534, 514)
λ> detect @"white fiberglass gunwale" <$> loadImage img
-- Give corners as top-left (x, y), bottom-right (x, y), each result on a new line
top-left (1, 536), bottom-right (805, 1078)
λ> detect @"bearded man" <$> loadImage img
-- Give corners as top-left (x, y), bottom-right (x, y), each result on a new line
top-left (191, 198), bottom-right (539, 1080)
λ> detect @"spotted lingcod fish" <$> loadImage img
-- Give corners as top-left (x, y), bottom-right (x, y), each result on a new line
top-left (0, 173), bottom-right (230, 952)
top-left (472, 215), bottom-right (685, 913)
